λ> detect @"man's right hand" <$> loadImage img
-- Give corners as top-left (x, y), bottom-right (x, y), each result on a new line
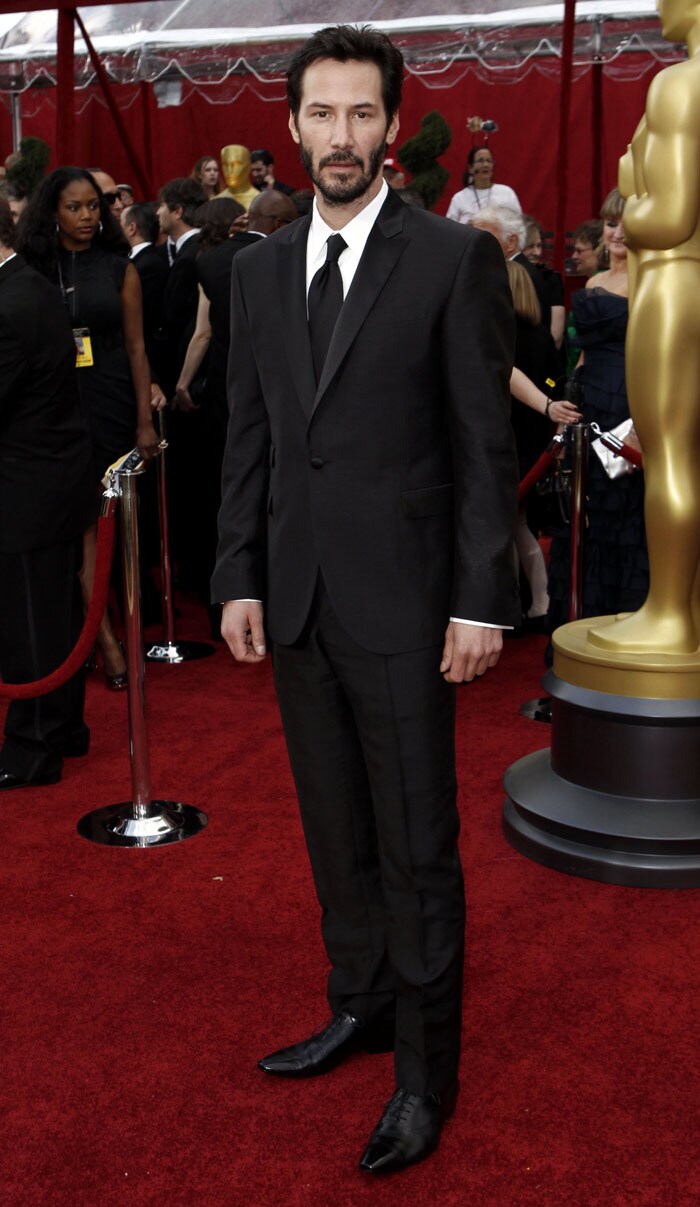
top-left (221, 600), bottom-right (267, 663)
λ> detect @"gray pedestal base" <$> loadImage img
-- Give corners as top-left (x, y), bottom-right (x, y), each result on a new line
top-left (503, 673), bottom-right (700, 888)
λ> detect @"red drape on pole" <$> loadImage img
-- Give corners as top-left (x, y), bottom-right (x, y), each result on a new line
top-left (591, 59), bottom-right (604, 216)
top-left (73, 9), bottom-right (152, 197)
top-left (55, 8), bottom-right (75, 164)
top-left (553, 0), bottom-right (577, 273)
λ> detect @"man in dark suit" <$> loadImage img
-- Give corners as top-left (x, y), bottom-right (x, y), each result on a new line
top-left (154, 177), bottom-right (206, 397)
top-left (250, 147), bottom-right (296, 196)
top-left (212, 26), bottom-right (519, 1173)
top-left (120, 201), bottom-right (169, 380)
top-left (0, 200), bottom-right (94, 789)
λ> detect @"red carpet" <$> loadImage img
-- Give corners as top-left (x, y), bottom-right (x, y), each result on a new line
top-left (3, 603), bottom-right (700, 1207)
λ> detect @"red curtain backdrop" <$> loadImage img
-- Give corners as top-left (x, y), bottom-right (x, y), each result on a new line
top-left (1, 58), bottom-right (661, 233)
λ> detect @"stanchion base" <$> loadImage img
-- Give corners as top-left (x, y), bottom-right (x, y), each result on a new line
top-left (145, 640), bottom-right (215, 663)
top-left (77, 800), bottom-right (208, 847)
top-left (519, 696), bottom-right (552, 723)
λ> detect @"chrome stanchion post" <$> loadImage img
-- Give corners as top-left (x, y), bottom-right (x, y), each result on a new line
top-left (78, 458), bottom-right (208, 848)
top-left (568, 421), bottom-right (588, 622)
top-left (145, 408), bottom-right (215, 664)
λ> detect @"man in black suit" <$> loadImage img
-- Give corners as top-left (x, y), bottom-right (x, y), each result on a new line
top-left (154, 177), bottom-right (206, 588)
top-left (120, 201), bottom-right (169, 381)
top-left (212, 26), bottom-right (518, 1173)
top-left (154, 177), bottom-right (206, 397)
top-left (0, 200), bottom-right (94, 789)
top-left (250, 148), bottom-right (296, 196)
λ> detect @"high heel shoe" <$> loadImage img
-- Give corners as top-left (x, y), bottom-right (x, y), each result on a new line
top-left (104, 640), bottom-right (128, 692)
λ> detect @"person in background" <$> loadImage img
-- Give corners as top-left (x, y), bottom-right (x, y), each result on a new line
top-left (18, 167), bottom-right (159, 690)
top-left (547, 188), bottom-right (648, 636)
top-left (191, 156), bottom-right (221, 200)
top-left (0, 197), bottom-right (95, 790)
top-left (177, 191), bottom-right (297, 630)
top-left (507, 260), bottom-right (562, 628)
top-left (383, 161), bottom-right (405, 188)
top-left (446, 145), bottom-right (521, 224)
top-left (571, 219), bottom-right (603, 278)
top-left (249, 148), bottom-right (296, 195)
top-left (522, 215), bottom-right (566, 355)
top-left (566, 219), bottom-right (605, 373)
top-left (116, 183), bottom-right (134, 209)
top-left (88, 169), bottom-right (124, 218)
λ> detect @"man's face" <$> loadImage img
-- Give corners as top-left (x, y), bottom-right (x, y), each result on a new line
top-left (471, 216), bottom-right (516, 259)
top-left (156, 200), bottom-right (177, 235)
top-left (571, 239), bottom-right (598, 277)
top-left (250, 158), bottom-right (269, 186)
top-left (8, 196), bottom-right (27, 224)
top-left (119, 208), bottom-right (135, 243)
top-left (289, 58), bottom-right (399, 207)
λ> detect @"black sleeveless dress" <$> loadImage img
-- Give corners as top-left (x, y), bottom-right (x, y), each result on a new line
top-left (547, 287), bottom-right (649, 630)
top-left (58, 244), bottom-right (136, 479)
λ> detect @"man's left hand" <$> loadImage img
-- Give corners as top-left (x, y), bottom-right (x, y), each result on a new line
top-left (440, 622), bottom-right (503, 683)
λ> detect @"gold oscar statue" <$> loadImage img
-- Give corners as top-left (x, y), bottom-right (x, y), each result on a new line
top-left (216, 145), bottom-right (259, 211)
top-left (588, 0), bottom-right (700, 658)
top-left (554, 0), bottom-right (700, 696)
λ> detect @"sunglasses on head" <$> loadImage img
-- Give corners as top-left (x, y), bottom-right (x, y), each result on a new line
top-left (102, 192), bottom-right (117, 205)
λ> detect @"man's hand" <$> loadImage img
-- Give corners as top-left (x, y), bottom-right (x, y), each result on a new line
top-left (221, 600), bottom-right (267, 663)
top-left (440, 622), bottom-right (503, 683)
top-left (150, 382), bottom-right (167, 412)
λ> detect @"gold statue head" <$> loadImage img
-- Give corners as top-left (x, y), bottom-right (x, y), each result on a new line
top-left (220, 145), bottom-right (251, 191)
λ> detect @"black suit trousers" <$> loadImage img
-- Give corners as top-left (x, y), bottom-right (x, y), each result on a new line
top-left (0, 539), bottom-right (88, 780)
top-left (272, 579), bottom-right (464, 1095)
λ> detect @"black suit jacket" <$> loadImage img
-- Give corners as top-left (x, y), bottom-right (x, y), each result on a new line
top-left (156, 232), bottom-right (200, 393)
top-left (213, 189), bottom-right (520, 653)
top-left (196, 230), bottom-right (263, 403)
top-left (131, 244), bottom-right (169, 382)
top-left (0, 255), bottom-right (94, 553)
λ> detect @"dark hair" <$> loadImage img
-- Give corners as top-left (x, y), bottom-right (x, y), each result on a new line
top-left (462, 145), bottom-right (492, 188)
top-left (572, 219), bottom-right (603, 248)
top-left (158, 177), bottom-right (207, 228)
top-left (286, 24), bottom-right (404, 123)
top-left (250, 149), bottom-right (273, 166)
top-left (123, 201), bottom-right (159, 244)
top-left (194, 197), bottom-right (245, 251)
top-left (191, 155), bottom-right (219, 181)
top-left (290, 188), bottom-right (314, 218)
top-left (16, 166), bottom-right (128, 281)
top-left (0, 197), bottom-right (15, 249)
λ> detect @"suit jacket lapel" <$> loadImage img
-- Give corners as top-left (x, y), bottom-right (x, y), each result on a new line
top-left (276, 213), bottom-right (317, 420)
top-left (312, 190), bottom-right (409, 418)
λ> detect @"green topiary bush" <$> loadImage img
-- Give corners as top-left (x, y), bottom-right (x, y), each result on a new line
top-left (397, 110), bottom-right (452, 210)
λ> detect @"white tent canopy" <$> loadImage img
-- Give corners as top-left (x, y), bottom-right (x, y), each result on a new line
top-left (0, 0), bottom-right (676, 93)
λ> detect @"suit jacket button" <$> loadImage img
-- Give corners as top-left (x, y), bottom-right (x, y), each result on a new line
top-left (310, 456), bottom-right (325, 469)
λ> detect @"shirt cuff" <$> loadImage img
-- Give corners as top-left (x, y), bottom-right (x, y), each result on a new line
top-left (450, 617), bottom-right (513, 630)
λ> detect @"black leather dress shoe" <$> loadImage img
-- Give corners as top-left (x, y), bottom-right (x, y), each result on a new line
top-left (258, 1011), bottom-right (394, 1077)
top-left (359, 1081), bottom-right (459, 1174)
top-left (0, 767), bottom-right (61, 791)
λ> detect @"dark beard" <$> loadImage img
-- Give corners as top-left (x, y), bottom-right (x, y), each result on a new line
top-left (300, 140), bottom-right (387, 206)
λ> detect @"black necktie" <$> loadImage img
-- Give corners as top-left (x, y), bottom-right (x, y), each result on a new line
top-left (308, 233), bottom-right (347, 383)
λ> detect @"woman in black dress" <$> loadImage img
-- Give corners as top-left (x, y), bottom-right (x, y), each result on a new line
top-left (18, 168), bottom-right (159, 686)
top-left (547, 188), bottom-right (648, 631)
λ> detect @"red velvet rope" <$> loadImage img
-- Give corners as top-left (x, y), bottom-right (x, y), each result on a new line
top-left (596, 434), bottom-right (644, 470)
top-left (518, 446), bottom-right (560, 503)
top-left (0, 511), bottom-right (116, 699)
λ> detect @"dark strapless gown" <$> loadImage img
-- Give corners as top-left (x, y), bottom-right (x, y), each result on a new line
top-left (547, 288), bottom-right (649, 630)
